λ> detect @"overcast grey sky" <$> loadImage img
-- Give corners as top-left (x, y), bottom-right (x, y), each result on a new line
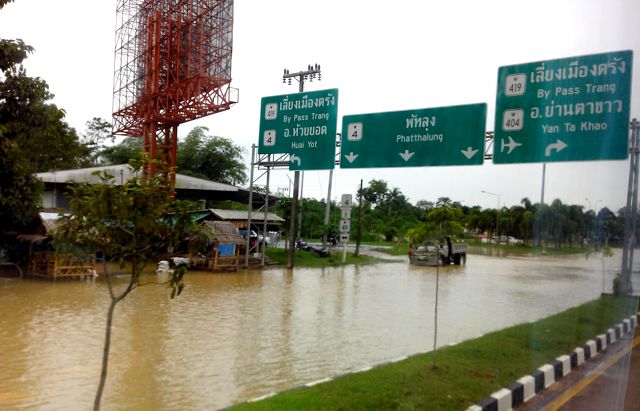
top-left (1, 0), bottom-right (639, 211)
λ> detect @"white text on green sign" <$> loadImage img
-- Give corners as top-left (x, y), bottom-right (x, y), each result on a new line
top-left (258, 88), bottom-right (338, 170)
top-left (340, 103), bottom-right (486, 168)
top-left (493, 50), bottom-right (632, 164)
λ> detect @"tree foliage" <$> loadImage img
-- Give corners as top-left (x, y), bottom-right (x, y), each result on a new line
top-left (80, 117), bottom-right (115, 167)
top-left (54, 161), bottom-right (202, 410)
top-left (0, 133), bottom-right (42, 233)
top-left (407, 201), bottom-right (465, 243)
top-left (100, 136), bottom-right (143, 165)
top-left (177, 126), bottom-right (247, 185)
top-left (99, 126), bottom-right (247, 186)
top-left (1, 37), bottom-right (88, 237)
top-left (0, 40), bottom-right (41, 235)
top-left (290, 179), bottom-right (630, 249)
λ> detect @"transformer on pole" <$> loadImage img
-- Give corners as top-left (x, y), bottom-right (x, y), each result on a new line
top-left (112, 0), bottom-right (238, 187)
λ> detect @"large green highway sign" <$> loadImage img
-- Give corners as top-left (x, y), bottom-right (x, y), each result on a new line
top-left (494, 50), bottom-right (633, 164)
top-left (258, 88), bottom-right (338, 170)
top-left (340, 103), bottom-right (486, 168)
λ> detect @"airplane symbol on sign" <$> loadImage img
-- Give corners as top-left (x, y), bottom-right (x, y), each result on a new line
top-left (501, 136), bottom-right (522, 155)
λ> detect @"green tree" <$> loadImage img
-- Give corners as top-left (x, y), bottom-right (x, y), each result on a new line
top-left (360, 179), bottom-right (388, 206)
top-left (357, 180), bottom-right (419, 242)
top-left (1, 40), bottom-right (87, 172)
top-left (177, 126), bottom-right (247, 185)
top-left (298, 197), bottom-right (339, 239)
top-left (80, 117), bottom-right (115, 167)
top-left (0, 40), bottom-right (40, 237)
top-left (0, 130), bottom-right (42, 236)
top-left (54, 163), bottom-right (200, 410)
top-left (407, 202), bottom-right (465, 243)
top-left (101, 136), bottom-right (144, 165)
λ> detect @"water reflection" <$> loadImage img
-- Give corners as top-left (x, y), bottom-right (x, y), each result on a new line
top-left (0, 250), bottom-right (632, 409)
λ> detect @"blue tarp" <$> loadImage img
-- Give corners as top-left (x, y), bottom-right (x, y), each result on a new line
top-left (218, 244), bottom-right (235, 256)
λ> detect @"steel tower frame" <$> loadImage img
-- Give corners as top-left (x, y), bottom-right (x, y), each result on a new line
top-left (112, 0), bottom-right (238, 183)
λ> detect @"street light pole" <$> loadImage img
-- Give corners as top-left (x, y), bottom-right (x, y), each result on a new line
top-left (482, 190), bottom-right (500, 244)
top-left (282, 64), bottom-right (321, 269)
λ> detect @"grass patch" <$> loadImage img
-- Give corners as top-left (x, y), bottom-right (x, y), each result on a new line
top-left (231, 295), bottom-right (638, 410)
top-left (371, 244), bottom-right (409, 256)
top-left (265, 248), bottom-right (385, 267)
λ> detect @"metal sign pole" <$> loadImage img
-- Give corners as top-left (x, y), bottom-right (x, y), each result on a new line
top-left (261, 165), bottom-right (270, 266)
top-left (621, 119), bottom-right (639, 293)
top-left (342, 241), bottom-right (347, 263)
top-left (245, 144), bottom-right (256, 267)
top-left (322, 169), bottom-right (333, 247)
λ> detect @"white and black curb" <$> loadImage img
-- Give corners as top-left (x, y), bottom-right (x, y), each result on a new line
top-left (466, 313), bottom-right (638, 411)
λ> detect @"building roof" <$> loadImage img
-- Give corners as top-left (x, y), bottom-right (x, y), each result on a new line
top-left (203, 221), bottom-right (245, 244)
top-left (16, 212), bottom-right (62, 243)
top-left (209, 208), bottom-right (285, 223)
top-left (36, 164), bottom-right (237, 192)
top-left (36, 164), bottom-right (274, 206)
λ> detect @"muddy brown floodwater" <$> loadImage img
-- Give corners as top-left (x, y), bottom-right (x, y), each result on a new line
top-left (1, 250), bottom-right (637, 410)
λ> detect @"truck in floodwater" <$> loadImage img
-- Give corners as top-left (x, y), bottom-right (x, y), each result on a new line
top-left (409, 237), bottom-right (467, 266)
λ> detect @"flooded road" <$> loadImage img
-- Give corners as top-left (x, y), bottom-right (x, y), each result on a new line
top-left (0, 250), bottom-right (636, 410)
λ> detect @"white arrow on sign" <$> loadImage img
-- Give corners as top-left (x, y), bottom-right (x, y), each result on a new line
top-left (399, 149), bottom-right (414, 162)
top-left (461, 147), bottom-right (479, 159)
top-left (290, 154), bottom-right (301, 166)
top-left (344, 152), bottom-right (359, 163)
top-left (501, 136), bottom-right (522, 155)
top-left (545, 139), bottom-right (568, 157)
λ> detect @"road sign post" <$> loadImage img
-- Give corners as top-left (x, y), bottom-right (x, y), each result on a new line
top-left (493, 50), bottom-right (633, 164)
top-left (340, 103), bottom-right (486, 168)
top-left (258, 88), bottom-right (339, 170)
top-left (340, 194), bottom-right (352, 263)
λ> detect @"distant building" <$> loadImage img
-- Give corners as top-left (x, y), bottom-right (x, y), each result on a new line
top-left (35, 164), bottom-right (273, 210)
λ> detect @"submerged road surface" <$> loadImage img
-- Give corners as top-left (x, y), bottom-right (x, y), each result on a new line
top-left (0, 250), bottom-right (635, 409)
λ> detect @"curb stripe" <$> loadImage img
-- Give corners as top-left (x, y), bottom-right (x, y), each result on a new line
top-left (545, 334), bottom-right (640, 411)
top-left (468, 314), bottom-right (638, 411)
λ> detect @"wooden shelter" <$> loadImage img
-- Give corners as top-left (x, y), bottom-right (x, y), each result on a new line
top-left (28, 251), bottom-right (96, 280)
top-left (17, 212), bottom-right (96, 280)
top-left (200, 221), bottom-right (245, 271)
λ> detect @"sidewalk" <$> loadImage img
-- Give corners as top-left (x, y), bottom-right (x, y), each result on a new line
top-left (520, 317), bottom-right (640, 410)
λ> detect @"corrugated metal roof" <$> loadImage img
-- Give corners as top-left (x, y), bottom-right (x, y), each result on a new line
top-left (209, 208), bottom-right (285, 223)
top-left (36, 164), bottom-right (138, 185)
top-left (36, 164), bottom-right (238, 192)
top-left (175, 174), bottom-right (237, 192)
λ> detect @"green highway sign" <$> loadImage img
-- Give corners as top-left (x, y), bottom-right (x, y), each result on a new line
top-left (258, 88), bottom-right (339, 170)
top-left (494, 50), bottom-right (633, 164)
top-left (340, 103), bottom-right (486, 168)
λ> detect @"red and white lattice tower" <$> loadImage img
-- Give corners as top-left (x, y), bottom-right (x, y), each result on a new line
top-left (112, 0), bottom-right (238, 187)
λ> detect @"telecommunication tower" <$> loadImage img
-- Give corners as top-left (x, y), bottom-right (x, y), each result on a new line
top-left (112, 0), bottom-right (238, 186)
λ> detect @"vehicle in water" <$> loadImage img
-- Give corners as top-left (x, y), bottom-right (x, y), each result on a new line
top-left (409, 237), bottom-right (467, 266)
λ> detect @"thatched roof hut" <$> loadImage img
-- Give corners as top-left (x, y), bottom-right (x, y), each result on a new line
top-left (203, 221), bottom-right (245, 244)
top-left (193, 221), bottom-right (244, 271)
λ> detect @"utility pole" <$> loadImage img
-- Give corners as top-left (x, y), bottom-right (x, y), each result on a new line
top-left (540, 163), bottom-right (546, 205)
top-left (355, 179), bottom-right (363, 256)
top-left (322, 169), bottom-right (333, 247)
top-left (282, 64), bottom-right (321, 269)
top-left (621, 118), bottom-right (639, 294)
top-left (481, 190), bottom-right (500, 244)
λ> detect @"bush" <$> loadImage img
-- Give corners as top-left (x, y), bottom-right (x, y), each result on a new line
top-left (612, 275), bottom-right (623, 296)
